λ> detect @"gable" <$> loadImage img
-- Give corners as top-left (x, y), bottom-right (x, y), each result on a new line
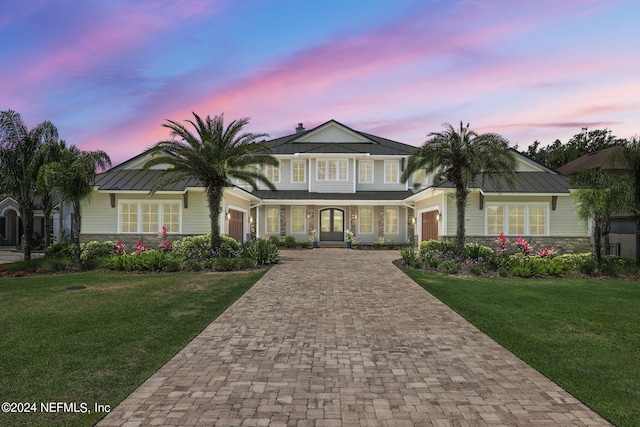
top-left (110, 151), bottom-right (173, 171)
top-left (293, 121), bottom-right (373, 144)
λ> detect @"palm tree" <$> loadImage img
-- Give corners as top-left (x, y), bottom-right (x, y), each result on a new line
top-left (143, 112), bottom-right (278, 252)
top-left (401, 121), bottom-right (517, 254)
top-left (46, 144), bottom-right (111, 265)
top-left (0, 109), bottom-right (58, 260)
top-left (37, 140), bottom-right (68, 248)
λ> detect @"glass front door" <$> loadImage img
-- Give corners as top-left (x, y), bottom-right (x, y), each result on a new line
top-left (320, 208), bottom-right (344, 241)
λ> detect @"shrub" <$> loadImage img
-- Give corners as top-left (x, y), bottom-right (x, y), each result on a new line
top-left (386, 239), bottom-right (396, 250)
top-left (39, 257), bottom-right (75, 273)
top-left (557, 253), bottom-right (597, 275)
top-left (211, 257), bottom-right (239, 271)
top-left (182, 259), bottom-right (203, 271)
top-left (45, 242), bottom-right (74, 259)
top-left (470, 265), bottom-right (488, 275)
top-left (269, 235), bottom-right (281, 246)
top-left (421, 251), bottom-right (441, 268)
top-left (419, 239), bottom-right (456, 257)
top-left (465, 242), bottom-right (494, 260)
top-left (372, 238), bottom-right (384, 249)
top-left (437, 260), bottom-right (460, 274)
top-left (601, 255), bottom-right (625, 276)
top-left (498, 266), bottom-right (509, 277)
top-left (284, 236), bottom-right (297, 248)
top-left (105, 254), bottom-right (139, 271)
top-left (172, 235), bottom-right (241, 260)
top-left (80, 241), bottom-right (115, 262)
top-left (242, 239), bottom-right (279, 265)
top-left (400, 246), bottom-right (418, 267)
top-left (298, 240), bottom-right (310, 249)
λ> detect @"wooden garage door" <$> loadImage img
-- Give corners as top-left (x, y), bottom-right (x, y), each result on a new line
top-left (229, 209), bottom-right (244, 242)
top-left (421, 211), bottom-right (438, 241)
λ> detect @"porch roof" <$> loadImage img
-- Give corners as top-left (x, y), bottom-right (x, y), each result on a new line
top-left (252, 190), bottom-right (414, 201)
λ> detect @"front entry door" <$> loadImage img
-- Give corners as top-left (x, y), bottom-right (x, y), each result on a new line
top-left (320, 208), bottom-right (344, 241)
top-left (422, 211), bottom-right (438, 241)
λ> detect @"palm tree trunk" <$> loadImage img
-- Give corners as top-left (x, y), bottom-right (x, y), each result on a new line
top-left (20, 202), bottom-right (34, 261)
top-left (455, 186), bottom-right (467, 255)
top-left (42, 193), bottom-right (52, 249)
top-left (207, 186), bottom-right (224, 254)
top-left (72, 201), bottom-right (82, 266)
top-left (58, 195), bottom-right (64, 242)
top-left (594, 219), bottom-right (603, 272)
top-left (603, 220), bottom-right (611, 255)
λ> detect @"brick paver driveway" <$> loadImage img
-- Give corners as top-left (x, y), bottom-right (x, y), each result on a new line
top-left (98, 249), bottom-right (610, 426)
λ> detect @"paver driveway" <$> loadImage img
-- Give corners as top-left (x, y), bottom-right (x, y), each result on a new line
top-left (98, 249), bottom-right (610, 426)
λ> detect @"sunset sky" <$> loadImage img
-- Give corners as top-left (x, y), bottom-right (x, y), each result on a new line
top-left (2, 0), bottom-right (639, 165)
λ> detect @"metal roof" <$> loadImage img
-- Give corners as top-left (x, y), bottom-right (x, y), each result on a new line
top-left (252, 190), bottom-right (414, 201)
top-left (436, 172), bottom-right (572, 193)
top-left (95, 170), bottom-right (200, 192)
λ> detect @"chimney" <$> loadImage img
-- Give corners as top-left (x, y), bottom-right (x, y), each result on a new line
top-left (295, 123), bottom-right (305, 133)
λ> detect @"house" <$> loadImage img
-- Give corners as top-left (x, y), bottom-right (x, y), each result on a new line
top-left (557, 145), bottom-right (634, 258)
top-left (81, 120), bottom-right (590, 253)
top-left (0, 195), bottom-right (73, 246)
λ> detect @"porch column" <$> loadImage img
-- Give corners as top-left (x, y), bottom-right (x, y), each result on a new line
top-left (280, 206), bottom-right (287, 239)
top-left (377, 206), bottom-right (385, 240)
top-left (407, 208), bottom-right (416, 245)
top-left (307, 205), bottom-right (315, 235)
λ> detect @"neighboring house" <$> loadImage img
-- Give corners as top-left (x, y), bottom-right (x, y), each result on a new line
top-left (81, 120), bottom-right (590, 253)
top-left (0, 195), bottom-right (72, 246)
top-left (557, 145), bottom-right (634, 258)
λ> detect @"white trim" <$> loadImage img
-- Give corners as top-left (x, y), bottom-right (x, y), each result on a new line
top-left (117, 200), bottom-right (182, 234)
top-left (290, 206), bottom-right (306, 234)
top-left (384, 160), bottom-right (399, 184)
top-left (316, 158), bottom-right (349, 181)
top-left (358, 160), bottom-right (374, 184)
top-left (485, 202), bottom-right (550, 236)
top-left (291, 160), bottom-right (306, 184)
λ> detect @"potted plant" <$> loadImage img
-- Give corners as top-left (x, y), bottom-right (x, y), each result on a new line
top-left (345, 230), bottom-right (355, 249)
top-left (309, 230), bottom-right (319, 248)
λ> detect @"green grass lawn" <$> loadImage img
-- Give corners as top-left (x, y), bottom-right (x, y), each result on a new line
top-left (403, 269), bottom-right (640, 427)
top-left (0, 269), bottom-right (266, 427)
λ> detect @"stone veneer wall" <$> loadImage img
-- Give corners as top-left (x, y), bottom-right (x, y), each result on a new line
top-left (377, 207), bottom-right (384, 239)
top-left (280, 206), bottom-right (287, 239)
top-left (459, 236), bottom-right (592, 254)
top-left (80, 234), bottom-right (183, 248)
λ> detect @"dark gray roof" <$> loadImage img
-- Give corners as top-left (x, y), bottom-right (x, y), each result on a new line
top-left (253, 190), bottom-right (414, 201)
top-left (265, 120), bottom-right (417, 156)
top-left (95, 170), bottom-right (200, 191)
top-left (436, 172), bottom-right (572, 193)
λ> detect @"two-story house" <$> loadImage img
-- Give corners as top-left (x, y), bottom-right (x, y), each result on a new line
top-left (81, 120), bottom-right (591, 252)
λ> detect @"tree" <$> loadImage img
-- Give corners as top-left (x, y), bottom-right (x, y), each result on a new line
top-left (401, 121), bottom-right (517, 254)
top-left (36, 140), bottom-right (68, 248)
top-left (46, 145), bottom-right (111, 265)
top-left (143, 112), bottom-right (278, 253)
top-left (574, 173), bottom-right (630, 270)
top-left (0, 110), bottom-right (58, 260)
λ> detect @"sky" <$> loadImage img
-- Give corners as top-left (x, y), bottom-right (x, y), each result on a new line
top-left (2, 0), bottom-right (640, 166)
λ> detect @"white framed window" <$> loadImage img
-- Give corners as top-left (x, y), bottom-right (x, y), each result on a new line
top-left (266, 207), bottom-right (280, 233)
top-left (120, 203), bottom-right (138, 233)
top-left (291, 206), bottom-right (305, 233)
top-left (487, 204), bottom-right (548, 236)
top-left (359, 207), bottom-right (374, 234)
top-left (359, 161), bottom-right (374, 183)
top-left (119, 201), bottom-right (181, 233)
top-left (265, 164), bottom-right (280, 183)
top-left (384, 207), bottom-right (398, 234)
top-left (291, 160), bottom-right (306, 183)
top-left (384, 160), bottom-right (399, 183)
top-left (317, 159), bottom-right (348, 181)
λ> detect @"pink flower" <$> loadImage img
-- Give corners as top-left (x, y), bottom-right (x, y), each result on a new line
top-left (537, 245), bottom-right (556, 258)
top-left (157, 226), bottom-right (168, 240)
top-left (160, 240), bottom-right (172, 252)
top-left (495, 233), bottom-right (509, 254)
top-left (134, 240), bottom-right (148, 253)
top-left (113, 240), bottom-right (126, 255)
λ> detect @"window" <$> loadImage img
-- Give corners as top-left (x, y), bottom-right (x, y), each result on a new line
top-left (529, 206), bottom-right (547, 235)
top-left (266, 207), bottom-right (279, 233)
top-left (317, 159), bottom-right (348, 181)
top-left (141, 203), bottom-right (159, 233)
top-left (292, 160), bottom-right (305, 183)
top-left (291, 207), bottom-right (305, 233)
top-left (359, 207), bottom-right (373, 233)
top-left (384, 161), bottom-right (399, 183)
top-left (487, 204), bottom-right (547, 235)
top-left (119, 201), bottom-right (181, 233)
top-left (384, 207), bottom-right (398, 234)
top-left (359, 161), bottom-right (373, 183)
top-left (120, 203), bottom-right (138, 233)
top-left (412, 169), bottom-right (427, 186)
top-left (163, 203), bottom-right (180, 233)
top-left (265, 164), bottom-right (279, 182)
top-left (508, 206), bottom-right (525, 235)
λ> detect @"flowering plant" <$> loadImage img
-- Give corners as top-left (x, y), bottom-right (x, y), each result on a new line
top-left (495, 233), bottom-right (509, 254)
top-left (134, 240), bottom-right (148, 253)
top-left (309, 230), bottom-right (318, 242)
top-left (345, 230), bottom-right (355, 242)
top-left (516, 236), bottom-right (532, 257)
top-left (113, 240), bottom-right (126, 255)
top-left (159, 240), bottom-right (172, 252)
top-left (157, 225), bottom-right (168, 240)
top-left (537, 245), bottom-right (556, 258)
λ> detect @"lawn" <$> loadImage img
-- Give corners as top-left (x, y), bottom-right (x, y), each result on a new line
top-left (403, 269), bottom-right (640, 427)
top-left (0, 269), bottom-right (267, 427)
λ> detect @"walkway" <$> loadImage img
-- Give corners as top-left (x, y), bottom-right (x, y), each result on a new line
top-left (98, 249), bottom-right (610, 426)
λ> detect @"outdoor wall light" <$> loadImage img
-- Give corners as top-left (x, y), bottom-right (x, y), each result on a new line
top-left (436, 210), bottom-right (441, 222)
top-left (226, 210), bottom-right (231, 220)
